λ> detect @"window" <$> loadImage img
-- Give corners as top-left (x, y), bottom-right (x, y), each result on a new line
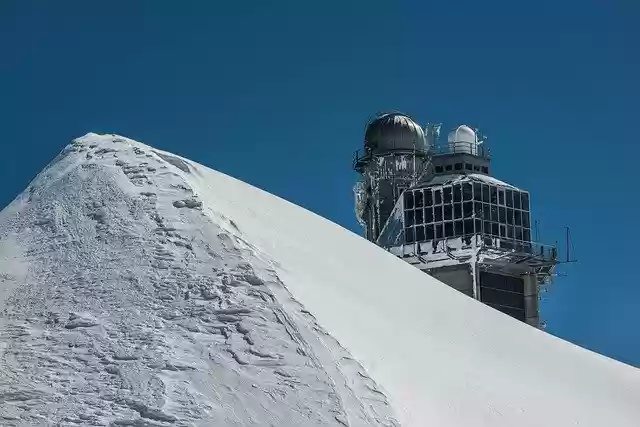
top-left (434, 189), bottom-right (442, 205)
top-left (445, 222), bottom-right (454, 237)
top-left (483, 221), bottom-right (491, 235)
top-left (405, 227), bottom-right (415, 243)
top-left (515, 227), bottom-right (523, 240)
top-left (491, 222), bottom-right (499, 236)
top-left (415, 225), bottom-right (425, 241)
top-left (463, 183), bottom-right (473, 201)
top-left (444, 204), bottom-right (453, 221)
top-left (499, 207), bottom-right (506, 223)
top-left (404, 210), bottom-right (414, 226)
top-left (521, 193), bottom-right (530, 211)
top-left (490, 205), bottom-right (499, 222)
top-left (445, 164), bottom-right (453, 171)
top-left (483, 204), bottom-right (490, 221)
top-left (482, 185), bottom-right (490, 203)
top-left (404, 191), bottom-right (414, 209)
top-left (473, 183), bottom-right (482, 201)
top-left (455, 163), bottom-right (463, 171)
top-left (498, 189), bottom-right (505, 205)
top-left (523, 228), bottom-right (531, 242)
top-left (455, 221), bottom-right (464, 236)
top-left (424, 189), bottom-right (433, 206)
top-left (415, 190), bottom-right (424, 208)
top-left (424, 207), bottom-right (433, 223)
top-left (443, 187), bottom-right (452, 203)
top-left (500, 224), bottom-right (506, 237)
top-left (506, 190), bottom-right (513, 208)
top-left (465, 163), bottom-right (473, 171)
top-left (507, 208), bottom-right (514, 225)
top-left (507, 225), bottom-right (514, 239)
top-left (434, 206), bottom-right (443, 222)
top-left (426, 224), bottom-right (434, 240)
top-left (464, 219), bottom-right (474, 235)
top-left (523, 212), bottom-right (530, 228)
top-left (482, 289), bottom-right (525, 313)
top-left (415, 208), bottom-right (424, 224)
top-left (474, 166), bottom-right (480, 171)
top-left (490, 186), bottom-right (498, 204)
top-left (463, 201), bottom-right (473, 218)
top-left (481, 166), bottom-right (489, 174)
top-left (453, 184), bottom-right (462, 202)
top-left (435, 166), bottom-right (443, 173)
top-left (454, 203), bottom-right (462, 219)
top-left (514, 210), bottom-right (522, 226)
top-left (435, 223), bottom-right (444, 239)
top-left (475, 219), bottom-right (482, 234)
top-left (474, 202), bottom-right (483, 217)
top-left (481, 272), bottom-right (525, 294)
top-left (513, 191), bottom-right (521, 209)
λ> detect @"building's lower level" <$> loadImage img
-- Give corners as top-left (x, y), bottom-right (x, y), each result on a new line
top-left (387, 234), bottom-right (557, 328)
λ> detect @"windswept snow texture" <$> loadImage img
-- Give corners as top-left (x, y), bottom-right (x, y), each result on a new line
top-left (0, 135), bottom-right (397, 427)
top-left (1, 133), bottom-right (639, 427)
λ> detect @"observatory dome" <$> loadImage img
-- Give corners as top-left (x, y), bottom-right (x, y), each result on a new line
top-left (446, 125), bottom-right (481, 155)
top-left (364, 112), bottom-right (427, 154)
top-left (447, 125), bottom-right (477, 144)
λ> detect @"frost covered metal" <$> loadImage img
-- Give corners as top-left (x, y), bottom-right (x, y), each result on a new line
top-left (353, 181), bottom-right (368, 228)
top-left (352, 112), bottom-right (432, 242)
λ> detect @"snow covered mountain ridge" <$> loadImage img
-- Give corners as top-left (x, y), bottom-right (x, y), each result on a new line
top-left (0, 133), bottom-right (638, 427)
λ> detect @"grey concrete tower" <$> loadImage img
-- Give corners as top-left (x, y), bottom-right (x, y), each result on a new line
top-left (353, 116), bottom-right (559, 328)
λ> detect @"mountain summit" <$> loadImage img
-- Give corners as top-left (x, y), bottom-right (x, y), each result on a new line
top-left (0, 133), bottom-right (638, 427)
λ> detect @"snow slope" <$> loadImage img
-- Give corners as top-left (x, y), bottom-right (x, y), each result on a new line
top-left (1, 133), bottom-right (639, 427)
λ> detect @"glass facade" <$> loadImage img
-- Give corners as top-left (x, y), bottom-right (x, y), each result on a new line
top-left (403, 181), bottom-right (531, 245)
top-left (479, 272), bottom-right (526, 321)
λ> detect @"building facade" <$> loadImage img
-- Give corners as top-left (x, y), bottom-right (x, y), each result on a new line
top-left (353, 113), bottom-right (558, 327)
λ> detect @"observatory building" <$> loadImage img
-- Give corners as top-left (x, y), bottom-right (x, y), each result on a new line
top-left (353, 113), bottom-right (558, 327)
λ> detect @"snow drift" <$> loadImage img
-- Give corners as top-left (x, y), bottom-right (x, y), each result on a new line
top-left (0, 133), bottom-right (638, 427)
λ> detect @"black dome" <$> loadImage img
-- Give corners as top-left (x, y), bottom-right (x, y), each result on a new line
top-left (364, 113), bottom-right (427, 154)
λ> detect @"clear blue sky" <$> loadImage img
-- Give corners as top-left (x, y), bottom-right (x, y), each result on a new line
top-left (2, 1), bottom-right (639, 365)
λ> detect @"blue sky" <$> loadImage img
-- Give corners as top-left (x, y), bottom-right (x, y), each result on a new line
top-left (2, 1), bottom-right (639, 365)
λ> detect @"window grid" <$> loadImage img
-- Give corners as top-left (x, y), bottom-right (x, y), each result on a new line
top-left (403, 184), bottom-right (531, 244)
top-left (433, 162), bottom-right (487, 173)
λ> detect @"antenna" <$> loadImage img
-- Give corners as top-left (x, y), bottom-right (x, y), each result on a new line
top-left (564, 226), bottom-right (578, 263)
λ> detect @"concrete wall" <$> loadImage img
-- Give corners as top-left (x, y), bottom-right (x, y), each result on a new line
top-left (523, 274), bottom-right (539, 328)
top-left (424, 264), bottom-right (540, 328)
top-left (427, 264), bottom-right (474, 297)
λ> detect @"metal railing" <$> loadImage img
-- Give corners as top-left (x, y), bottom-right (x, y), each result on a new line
top-left (489, 238), bottom-right (557, 262)
top-left (384, 235), bottom-right (558, 264)
top-left (352, 148), bottom-right (428, 172)
top-left (353, 142), bottom-right (491, 171)
top-left (431, 142), bottom-right (491, 159)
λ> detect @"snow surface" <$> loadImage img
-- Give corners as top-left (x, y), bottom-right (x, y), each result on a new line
top-left (0, 133), bottom-right (639, 427)
top-left (423, 173), bottom-right (522, 190)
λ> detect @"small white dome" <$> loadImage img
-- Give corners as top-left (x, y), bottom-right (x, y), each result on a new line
top-left (447, 125), bottom-right (477, 144)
